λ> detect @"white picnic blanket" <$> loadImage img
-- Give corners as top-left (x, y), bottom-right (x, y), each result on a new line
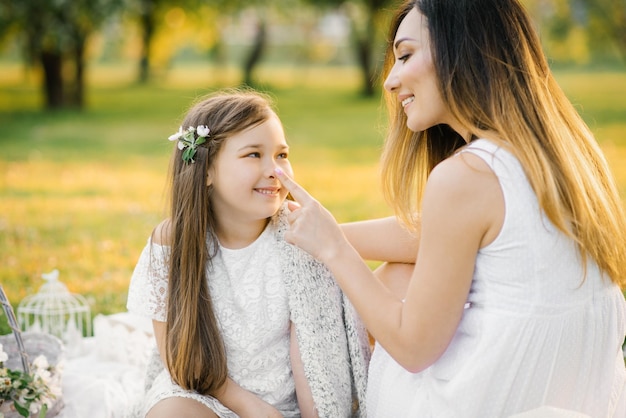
top-left (54, 312), bottom-right (626, 418)
top-left (57, 312), bottom-right (153, 418)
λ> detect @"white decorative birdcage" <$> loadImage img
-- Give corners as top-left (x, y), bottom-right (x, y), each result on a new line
top-left (17, 269), bottom-right (91, 357)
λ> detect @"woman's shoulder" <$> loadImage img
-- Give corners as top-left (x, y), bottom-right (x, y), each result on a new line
top-left (425, 155), bottom-right (495, 224)
top-left (424, 149), bottom-right (504, 244)
top-left (151, 219), bottom-right (173, 246)
top-left (430, 148), bottom-right (497, 194)
top-left (459, 138), bottom-right (521, 171)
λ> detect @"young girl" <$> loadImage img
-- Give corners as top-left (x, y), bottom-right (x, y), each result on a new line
top-left (126, 89), bottom-right (370, 418)
top-left (273, 0), bottom-right (626, 417)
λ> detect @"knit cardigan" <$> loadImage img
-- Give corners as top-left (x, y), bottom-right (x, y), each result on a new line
top-left (272, 205), bottom-right (371, 417)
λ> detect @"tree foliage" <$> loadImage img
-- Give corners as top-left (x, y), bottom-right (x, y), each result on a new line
top-left (0, 0), bottom-right (122, 109)
top-left (301, 0), bottom-right (395, 96)
top-left (123, 0), bottom-right (196, 83)
top-left (579, 0), bottom-right (626, 60)
top-left (523, 0), bottom-right (626, 64)
top-left (1, 0), bottom-right (623, 111)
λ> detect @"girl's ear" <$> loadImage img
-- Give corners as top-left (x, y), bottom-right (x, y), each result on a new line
top-left (206, 166), bottom-right (214, 187)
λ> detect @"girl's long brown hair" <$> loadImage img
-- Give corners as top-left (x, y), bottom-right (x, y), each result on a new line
top-left (381, 0), bottom-right (626, 287)
top-left (160, 89), bottom-right (274, 394)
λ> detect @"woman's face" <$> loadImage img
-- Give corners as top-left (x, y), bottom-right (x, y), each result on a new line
top-left (384, 8), bottom-right (458, 134)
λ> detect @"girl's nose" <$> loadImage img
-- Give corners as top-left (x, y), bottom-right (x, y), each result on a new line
top-left (266, 160), bottom-right (278, 178)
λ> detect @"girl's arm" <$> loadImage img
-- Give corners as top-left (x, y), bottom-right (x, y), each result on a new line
top-left (152, 320), bottom-right (282, 417)
top-left (289, 322), bottom-right (319, 418)
top-left (213, 379), bottom-right (283, 418)
top-left (341, 216), bottom-right (419, 263)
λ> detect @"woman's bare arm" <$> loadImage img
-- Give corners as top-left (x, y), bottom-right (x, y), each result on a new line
top-left (341, 217), bottom-right (419, 263)
top-left (275, 153), bottom-right (500, 372)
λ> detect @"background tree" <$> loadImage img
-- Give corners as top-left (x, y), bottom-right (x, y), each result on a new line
top-left (579, 0), bottom-right (626, 61)
top-left (301, 0), bottom-right (394, 96)
top-left (126, 0), bottom-right (180, 84)
top-left (349, 0), bottom-right (395, 96)
top-left (0, 0), bottom-right (121, 110)
top-left (522, 0), bottom-right (625, 65)
top-left (126, 0), bottom-right (270, 86)
top-left (204, 1), bottom-right (272, 87)
top-left (241, 11), bottom-right (267, 87)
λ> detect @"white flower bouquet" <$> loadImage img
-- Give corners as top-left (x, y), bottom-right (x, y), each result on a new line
top-left (0, 286), bottom-right (63, 418)
top-left (0, 346), bottom-right (60, 418)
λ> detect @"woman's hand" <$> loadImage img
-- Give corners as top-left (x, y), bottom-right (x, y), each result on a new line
top-left (275, 168), bottom-right (349, 265)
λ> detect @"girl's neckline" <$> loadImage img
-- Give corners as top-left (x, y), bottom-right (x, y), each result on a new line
top-left (218, 221), bottom-right (272, 253)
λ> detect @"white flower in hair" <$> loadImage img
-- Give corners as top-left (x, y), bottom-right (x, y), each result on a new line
top-left (168, 124), bottom-right (211, 163)
top-left (168, 126), bottom-right (184, 142)
top-left (197, 125), bottom-right (210, 137)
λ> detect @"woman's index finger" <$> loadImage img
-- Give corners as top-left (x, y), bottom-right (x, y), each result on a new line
top-left (274, 168), bottom-right (314, 205)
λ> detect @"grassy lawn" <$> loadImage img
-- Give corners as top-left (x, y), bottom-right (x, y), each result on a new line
top-left (0, 63), bottom-right (625, 327)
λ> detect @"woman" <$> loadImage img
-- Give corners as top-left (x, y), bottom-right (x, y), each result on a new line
top-left (274, 0), bottom-right (626, 416)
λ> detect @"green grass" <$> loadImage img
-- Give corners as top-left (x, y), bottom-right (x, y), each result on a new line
top-left (0, 63), bottom-right (625, 332)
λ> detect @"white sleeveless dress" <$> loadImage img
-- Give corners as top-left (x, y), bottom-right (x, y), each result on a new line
top-left (366, 139), bottom-right (626, 417)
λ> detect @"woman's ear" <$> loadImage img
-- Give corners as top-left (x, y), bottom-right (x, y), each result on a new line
top-left (206, 167), bottom-right (213, 187)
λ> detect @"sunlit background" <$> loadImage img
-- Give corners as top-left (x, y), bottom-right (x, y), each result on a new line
top-left (0, 0), bottom-right (624, 324)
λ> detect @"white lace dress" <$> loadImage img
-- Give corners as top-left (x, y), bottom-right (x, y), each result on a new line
top-left (367, 139), bottom-right (626, 417)
top-left (126, 223), bottom-right (299, 417)
top-left (127, 206), bottom-right (370, 418)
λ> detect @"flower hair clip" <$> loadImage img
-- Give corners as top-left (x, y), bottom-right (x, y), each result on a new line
top-left (168, 125), bottom-right (211, 163)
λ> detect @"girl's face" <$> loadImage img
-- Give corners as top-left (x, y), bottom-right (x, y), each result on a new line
top-left (384, 8), bottom-right (459, 134)
top-left (209, 113), bottom-right (293, 228)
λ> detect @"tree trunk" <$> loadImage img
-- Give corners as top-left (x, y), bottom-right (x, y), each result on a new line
top-left (138, 0), bottom-right (155, 84)
top-left (356, 34), bottom-right (375, 96)
top-left (242, 20), bottom-right (267, 87)
top-left (69, 34), bottom-right (86, 108)
top-left (350, 0), bottom-right (382, 97)
top-left (40, 51), bottom-right (64, 109)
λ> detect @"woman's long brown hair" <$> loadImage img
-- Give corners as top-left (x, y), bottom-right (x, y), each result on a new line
top-left (160, 89), bottom-right (274, 394)
top-left (381, 0), bottom-right (626, 287)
